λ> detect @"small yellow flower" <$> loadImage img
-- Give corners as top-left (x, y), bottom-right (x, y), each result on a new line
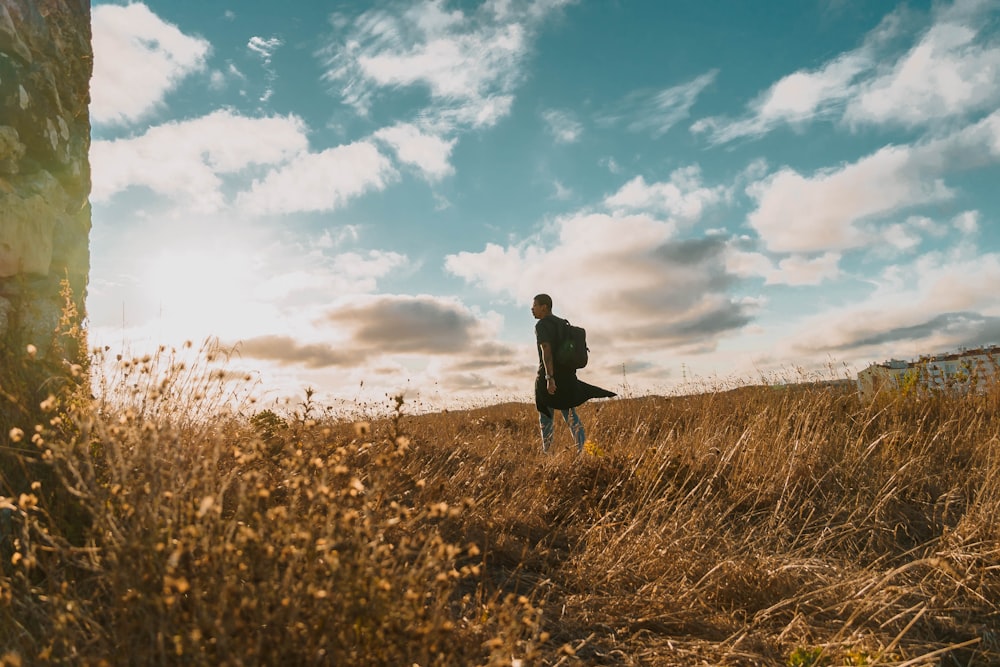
top-left (1, 650), bottom-right (23, 667)
top-left (9, 428), bottom-right (23, 443)
top-left (197, 496), bottom-right (214, 517)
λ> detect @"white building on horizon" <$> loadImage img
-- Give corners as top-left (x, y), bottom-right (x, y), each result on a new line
top-left (856, 346), bottom-right (1000, 399)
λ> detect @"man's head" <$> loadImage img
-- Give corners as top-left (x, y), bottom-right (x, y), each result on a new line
top-left (531, 293), bottom-right (552, 319)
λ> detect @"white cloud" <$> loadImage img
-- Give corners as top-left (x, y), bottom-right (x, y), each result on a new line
top-left (551, 180), bottom-right (572, 200)
top-left (358, 24), bottom-right (524, 99)
top-left (247, 35), bottom-right (284, 103)
top-left (423, 94), bottom-right (516, 132)
top-left (600, 157), bottom-right (623, 174)
top-left (759, 62), bottom-right (858, 120)
top-left (726, 248), bottom-right (841, 286)
top-left (316, 226), bottom-right (361, 249)
top-left (208, 70), bottom-right (227, 90)
top-left (693, 2), bottom-right (1000, 142)
top-left (725, 249), bottom-right (774, 281)
top-left (501, 0), bottom-right (575, 21)
top-left (248, 36), bottom-right (283, 63)
top-left (774, 252), bottom-right (842, 285)
top-left (256, 250), bottom-right (409, 302)
top-left (962, 107), bottom-right (1000, 155)
top-left (746, 144), bottom-right (953, 253)
top-left (333, 250), bottom-right (409, 282)
top-left (952, 210), bottom-right (980, 234)
top-left (845, 21), bottom-right (1000, 128)
top-left (871, 215), bottom-right (948, 258)
top-left (746, 109), bottom-right (1000, 254)
top-left (206, 63), bottom-right (248, 94)
top-left (433, 192), bottom-right (453, 210)
top-left (541, 109), bottom-right (583, 143)
top-left (373, 123), bottom-right (457, 180)
top-left (693, 51), bottom-right (871, 143)
top-left (90, 110), bottom-right (309, 210)
top-left (605, 166), bottom-right (729, 222)
top-left (319, 0), bottom-right (570, 132)
top-left (237, 142), bottom-right (396, 215)
top-left (881, 222), bottom-right (922, 253)
top-left (604, 70), bottom-right (718, 138)
top-left (691, 14), bottom-right (890, 144)
top-left (91, 3), bottom-right (211, 126)
top-left (904, 215), bottom-right (948, 238)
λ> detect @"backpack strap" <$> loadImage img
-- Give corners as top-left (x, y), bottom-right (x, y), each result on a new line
top-left (553, 318), bottom-right (571, 368)
top-left (558, 318), bottom-right (570, 349)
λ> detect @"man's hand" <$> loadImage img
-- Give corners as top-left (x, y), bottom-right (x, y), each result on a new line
top-left (540, 341), bottom-right (556, 394)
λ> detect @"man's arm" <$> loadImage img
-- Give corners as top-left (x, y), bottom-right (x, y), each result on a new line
top-left (540, 341), bottom-right (557, 394)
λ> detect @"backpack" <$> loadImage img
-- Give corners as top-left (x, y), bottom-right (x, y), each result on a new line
top-left (555, 319), bottom-right (589, 369)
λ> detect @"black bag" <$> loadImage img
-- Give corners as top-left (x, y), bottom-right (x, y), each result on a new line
top-left (555, 319), bottom-right (589, 369)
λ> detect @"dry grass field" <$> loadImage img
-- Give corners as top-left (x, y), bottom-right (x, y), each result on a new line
top-left (1, 343), bottom-right (999, 665)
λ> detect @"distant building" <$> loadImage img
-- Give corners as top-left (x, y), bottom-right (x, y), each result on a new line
top-left (856, 346), bottom-right (1000, 400)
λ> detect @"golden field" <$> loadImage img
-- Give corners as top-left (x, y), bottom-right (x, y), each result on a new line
top-left (1, 344), bottom-right (998, 666)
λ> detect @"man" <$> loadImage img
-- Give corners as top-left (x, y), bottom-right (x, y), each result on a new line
top-left (531, 293), bottom-right (616, 454)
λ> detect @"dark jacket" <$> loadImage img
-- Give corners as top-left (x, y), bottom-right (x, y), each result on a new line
top-left (534, 313), bottom-right (615, 417)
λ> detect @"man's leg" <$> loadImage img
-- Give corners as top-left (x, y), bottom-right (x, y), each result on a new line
top-left (538, 409), bottom-right (555, 453)
top-left (561, 408), bottom-right (586, 452)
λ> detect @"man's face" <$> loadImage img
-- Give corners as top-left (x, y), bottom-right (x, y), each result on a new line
top-left (531, 299), bottom-right (548, 319)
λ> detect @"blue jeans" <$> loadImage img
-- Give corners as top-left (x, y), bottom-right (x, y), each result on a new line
top-left (539, 408), bottom-right (586, 453)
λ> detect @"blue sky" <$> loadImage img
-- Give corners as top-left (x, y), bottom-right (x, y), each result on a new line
top-left (88, 0), bottom-right (1000, 412)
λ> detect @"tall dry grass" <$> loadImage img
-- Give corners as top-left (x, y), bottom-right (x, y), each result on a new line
top-left (1, 346), bottom-right (998, 665)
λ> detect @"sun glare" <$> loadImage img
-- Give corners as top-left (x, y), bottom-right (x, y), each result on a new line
top-left (141, 247), bottom-right (260, 341)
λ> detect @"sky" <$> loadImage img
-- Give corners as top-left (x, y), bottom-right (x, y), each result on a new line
top-left (87, 0), bottom-right (1000, 414)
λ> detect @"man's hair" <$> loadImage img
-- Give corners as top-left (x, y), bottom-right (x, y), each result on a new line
top-left (533, 293), bottom-right (552, 309)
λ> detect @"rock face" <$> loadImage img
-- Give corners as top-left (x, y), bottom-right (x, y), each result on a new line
top-left (0, 0), bottom-right (91, 374)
